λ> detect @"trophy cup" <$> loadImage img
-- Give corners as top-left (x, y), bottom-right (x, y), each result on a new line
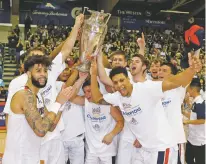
top-left (76, 7), bottom-right (111, 72)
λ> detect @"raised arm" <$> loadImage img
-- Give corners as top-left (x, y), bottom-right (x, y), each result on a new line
top-left (97, 51), bottom-right (113, 87)
top-left (49, 41), bottom-right (65, 60)
top-left (162, 52), bottom-right (202, 92)
top-left (90, 58), bottom-right (109, 104)
top-left (137, 32), bottom-right (146, 56)
top-left (61, 14), bottom-right (84, 62)
top-left (65, 69), bottom-right (79, 87)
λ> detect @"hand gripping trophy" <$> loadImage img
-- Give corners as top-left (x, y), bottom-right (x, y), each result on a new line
top-left (76, 7), bottom-right (111, 72)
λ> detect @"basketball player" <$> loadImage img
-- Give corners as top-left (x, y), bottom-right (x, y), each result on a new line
top-left (4, 14), bottom-right (84, 164)
top-left (159, 62), bottom-right (187, 163)
top-left (2, 55), bottom-right (74, 164)
top-left (69, 78), bottom-right (124, 164)
top-left (90, 54), bottom-right (201, 163)
top-left (57, 69), bottom-right (88, 164)
top-left (97, 33), bottom-right (145, 93)
top-left (96, 36), bottom-right (146, 164)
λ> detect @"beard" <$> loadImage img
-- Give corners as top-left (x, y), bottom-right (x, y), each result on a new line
top-left (31, 76), bottom-right (47, 88)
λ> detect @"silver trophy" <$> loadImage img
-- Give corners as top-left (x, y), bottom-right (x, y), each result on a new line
top-left (76, 7), bottom-right (111, 72)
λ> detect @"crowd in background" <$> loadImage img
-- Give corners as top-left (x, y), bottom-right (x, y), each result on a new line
top-left (0, 23), bottom-right (205, 97)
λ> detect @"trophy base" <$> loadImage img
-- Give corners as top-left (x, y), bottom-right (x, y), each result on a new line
top-left (76, 62), bottom-right (91, 73)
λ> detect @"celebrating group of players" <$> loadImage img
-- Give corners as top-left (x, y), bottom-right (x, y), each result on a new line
top-left (2, 14), bottom-right (205, 164)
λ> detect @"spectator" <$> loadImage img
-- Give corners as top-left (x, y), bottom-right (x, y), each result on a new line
top-left (24, 13), bottom-right (32, 40)
top-left (183, 79), bottom-right (205, 164)
top-left (8, 31), bottom-right (18, 63)
top-left (14, 25), bottom-right (20, 36)
top-left (16, 39), bottom-right (23, 67)
top-left (14, 65), bottom-right (24, 77)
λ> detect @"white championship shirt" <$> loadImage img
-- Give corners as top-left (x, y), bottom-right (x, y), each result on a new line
top-left (56, 81), bottom-right (85, 141)
top-left (162, 87), bottom-right (187, 144)
top-left (103, 81), bottom-right (177, 151)
top-left (3, 87), bottom-right (42, 164)
top-left (85, 99), bottom-right (117, 157)
top-left (4, 52), bottom-right (66, 145)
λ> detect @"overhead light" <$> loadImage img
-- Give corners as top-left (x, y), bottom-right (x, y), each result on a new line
top-left (160, 10), bottom-right (189, 14)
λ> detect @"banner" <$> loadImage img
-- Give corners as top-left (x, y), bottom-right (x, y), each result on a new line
top-left (19, 2), bottom-right (83, 25)
top-left (0, 0), bottom-right (11, 23)
top-left (121, 17), bottom-right (170, 30)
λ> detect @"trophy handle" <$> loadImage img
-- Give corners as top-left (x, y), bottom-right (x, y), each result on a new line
top-left (105, 13), bottom-right (111, 25)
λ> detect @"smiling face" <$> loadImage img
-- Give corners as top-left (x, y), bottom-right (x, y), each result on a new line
top-left (111, 73), bottom-right (132, 97)
top-left (28, 64), bottom-right (48, 88)
top-left (129, 56), bottom-right (145, 76)
top-left (158, 65), bottom-right (172, 81)
top-left (150, 61), bottom-right (161, 79)
top-left (58, 67), bottom-right (71, 82)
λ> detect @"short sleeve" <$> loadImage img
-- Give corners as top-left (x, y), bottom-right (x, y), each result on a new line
top-left (141, 81), bottom-right (164, 99)
top-left (103, 92), bottom-right (120, 107)
top-left (104, 68), bottom-right (111, 76)
top-left (49, 52), bottom-right (66, 81)
top-left (178, 86), bottom-right (186, 103)
top-left (194, 102), bottom-right (205, 119)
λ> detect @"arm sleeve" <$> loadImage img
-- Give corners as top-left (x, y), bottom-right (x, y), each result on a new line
top-left (143, 81), bottom-right (164, 99)
top-left (194, 102), bottom-right (205, 119)
top-left (103, 92), bottom-right (120, 106)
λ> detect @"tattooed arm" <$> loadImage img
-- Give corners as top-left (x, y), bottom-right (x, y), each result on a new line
top-left (22, 90), bottom-right (57, 137)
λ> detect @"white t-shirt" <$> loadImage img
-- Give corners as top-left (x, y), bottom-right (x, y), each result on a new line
top-left (188, 95), bottom-right (205, 146)
top-left (4, 52), bottom-right (66, 144)
top-left (162, 87), bottom-right (186, 144)
top-left (56, 81), bottom-right (85, 141)
top-left (103, 81), bottom-right (176, 151)
top-left (3, 88), bottom-right (41, 164)
top-left (84, 99), bottom-right (117, 157)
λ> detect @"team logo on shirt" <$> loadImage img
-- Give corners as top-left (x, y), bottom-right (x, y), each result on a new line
top-left (92, 107), bottom-right (101, 117)
top-left (64, 101), bottom-right (71, 111)
top-left (93, 124), bottom-right (100, 131)
top-left (122, 103), bottom-right (132, 111)
top-left (44, 98), bottom-right (51, 106)
top-left (161, 98), bottom-right (171, 108)
top-left (41, 85), bottom-right (52, 97)
top-left (87, 107), bottom-right (106, 122)
top-left (122, 105), bottom-right (142, 116)
top-left (130, 117), bottom-right (138, 125)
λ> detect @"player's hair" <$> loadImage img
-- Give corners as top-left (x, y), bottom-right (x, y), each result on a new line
top-left (109, 67), bottom-right (128, 79)
top-left (189, 78), bottom-right (201, 92)
top-left (161, 62), bottom-right (178, 75)
top-left (82, 79), bottom-right (99, 90)
top-left (24, 55), bottom-right (52, 72)
top-left (110, 50), bottom-right (126, 61)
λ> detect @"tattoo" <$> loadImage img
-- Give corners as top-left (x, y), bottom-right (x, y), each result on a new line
top-left (99, 99), bottom-right (110, 105)
top-left (24, 91), bottom-right (55, 137)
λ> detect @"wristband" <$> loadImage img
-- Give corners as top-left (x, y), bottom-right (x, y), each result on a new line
top-left (59, 103), bottom-right (66, 112)
top-left (50, 102), bottom-right (61, 114)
